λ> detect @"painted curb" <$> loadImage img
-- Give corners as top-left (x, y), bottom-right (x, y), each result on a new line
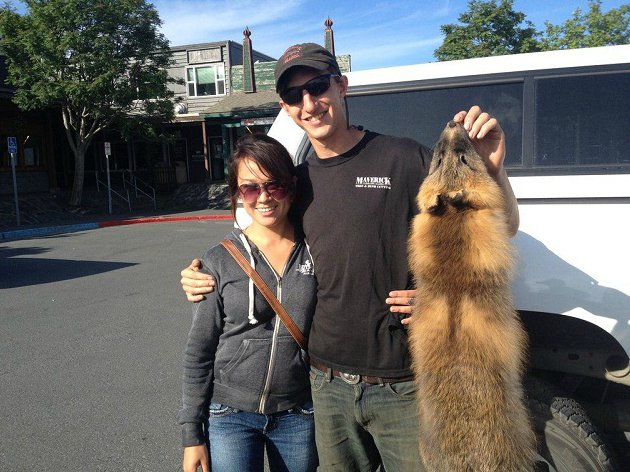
top-left (0, 214), bottom-right (232, 241)
top-left (96, 214), bottom-right (232, 227)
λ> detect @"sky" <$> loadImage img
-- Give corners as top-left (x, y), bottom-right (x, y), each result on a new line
top-left (8, 0), bottom-right (630, 70)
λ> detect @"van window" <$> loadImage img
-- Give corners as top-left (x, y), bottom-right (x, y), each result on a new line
top-left (347, 82), bottom-right (524, 166)
top-left (535, 72), bottom-right (630, 168)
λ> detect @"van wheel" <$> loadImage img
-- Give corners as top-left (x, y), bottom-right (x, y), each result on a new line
top-left (526, 377), bottom-right (620, 472)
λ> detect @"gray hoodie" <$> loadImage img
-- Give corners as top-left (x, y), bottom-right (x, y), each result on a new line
top-left (178, 229), bottom-right (317, 447)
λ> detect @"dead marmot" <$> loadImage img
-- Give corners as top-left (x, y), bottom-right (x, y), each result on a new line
top-left (408, 121), bottom-right (536, 471)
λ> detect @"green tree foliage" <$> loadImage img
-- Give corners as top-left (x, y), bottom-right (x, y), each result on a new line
top-left (434, 0), bottom-right (540, 61)
top-left (540, 0), bottom-right (630, 50)
top-left (0, 0), bottom-right (176, 206)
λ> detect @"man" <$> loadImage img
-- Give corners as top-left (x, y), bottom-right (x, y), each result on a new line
top-left (181, 43), bottom-right (519, 471)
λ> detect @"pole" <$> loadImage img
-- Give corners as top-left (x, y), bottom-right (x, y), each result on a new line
top-left (11, 151), bottom-right (20, 226)
top-left (106, 153), bottom-right (112, 214)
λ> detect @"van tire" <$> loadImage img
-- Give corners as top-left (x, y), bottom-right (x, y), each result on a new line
top-left (526, 376), bottom-right (619, 472)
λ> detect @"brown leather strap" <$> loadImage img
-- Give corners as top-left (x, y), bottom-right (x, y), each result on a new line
top-left (220, 239), bottom-right (308, 351)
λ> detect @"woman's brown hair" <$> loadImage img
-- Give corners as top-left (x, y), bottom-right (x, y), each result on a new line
top-left (226, 133), bottom-right (296, 220)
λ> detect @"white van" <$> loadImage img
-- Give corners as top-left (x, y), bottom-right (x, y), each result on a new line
top-left (269, 44), bottom-right (630, 472)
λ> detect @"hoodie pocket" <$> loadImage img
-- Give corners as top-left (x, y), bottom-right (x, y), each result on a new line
top-left (218, 338), bottom-right (271, 393)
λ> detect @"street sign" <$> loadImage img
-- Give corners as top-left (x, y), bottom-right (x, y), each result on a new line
top-left (7, 136), bottom-right (17, 154)
top-left (7, 136), bottom-right (20, 225)
top-left (104, 141), bottom-right (111, 156)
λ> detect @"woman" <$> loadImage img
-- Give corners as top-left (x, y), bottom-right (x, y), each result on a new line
top-left (178, 134), bottom-right (318, 472)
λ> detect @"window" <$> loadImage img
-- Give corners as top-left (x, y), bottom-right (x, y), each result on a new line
top-left (347, 82), bottom-right (524, 166)
top-left (535, 72), bottom-right (630, 167)
top-left (23, 135), bottom-right (42, 167)
top-left (186, 64), bottom-right (225, 97)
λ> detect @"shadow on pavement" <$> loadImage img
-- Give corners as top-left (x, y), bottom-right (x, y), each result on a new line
top-left (0, 254), bottom-right (137, 289)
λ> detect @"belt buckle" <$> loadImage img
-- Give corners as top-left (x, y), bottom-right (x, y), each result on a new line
top-left (339, 372), bottom-right (360, 384)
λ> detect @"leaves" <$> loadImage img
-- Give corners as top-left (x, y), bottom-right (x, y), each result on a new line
top-left (434, 0), bottom-right (630, 61)
top-left (434, 0), bottom-right (540, 61)
top-left (0, 0), bottom-right (176, 205)
top-left (540, 0), bottom-right (630, 50)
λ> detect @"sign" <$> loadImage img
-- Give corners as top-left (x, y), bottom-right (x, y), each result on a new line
top-left (7, 136), bottom-right (20, 225)
top-left (7, 136), bottom-right (17, 154)
top-left (104, 141), bottom-right (111, 156)
top-left (187, 48), bottom-right (221, 64)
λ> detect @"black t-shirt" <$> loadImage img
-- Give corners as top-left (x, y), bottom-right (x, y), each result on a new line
top-left (294, 131), bottom-right (431, 377)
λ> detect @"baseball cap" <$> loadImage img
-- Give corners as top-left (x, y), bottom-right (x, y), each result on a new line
top-left (274, 43), bottom-right (341, 92)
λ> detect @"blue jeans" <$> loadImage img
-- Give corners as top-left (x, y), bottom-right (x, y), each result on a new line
top-left (309, 367), bottom-right (426, 472)
top-left (206, 402), bottom-right (317, 472)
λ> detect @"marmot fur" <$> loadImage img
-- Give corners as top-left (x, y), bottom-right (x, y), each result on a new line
top-left (408, 121), bottom-right (536, 471)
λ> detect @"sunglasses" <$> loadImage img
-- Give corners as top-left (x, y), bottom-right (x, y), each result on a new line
top-left (238, 181), bottom-right (289, 204)
top-left (280, 73), bottom-right (339, 105)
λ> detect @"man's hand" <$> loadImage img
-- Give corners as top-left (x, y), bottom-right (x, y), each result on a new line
top-left (453, 105), bottom-right (519, 236)
top-left (181, 259), bottom-right (216, 302)
top-left (453, 105), bottom-right (505, 178)
top-left (386, 289), bottom-right (417, 325)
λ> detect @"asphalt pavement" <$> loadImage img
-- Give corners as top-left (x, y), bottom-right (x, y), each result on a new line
top-left (0, 217), bottom-right (235, 471)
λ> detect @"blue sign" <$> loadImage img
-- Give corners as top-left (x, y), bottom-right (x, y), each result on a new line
top-left (7, 136), bottom-right (17, 154)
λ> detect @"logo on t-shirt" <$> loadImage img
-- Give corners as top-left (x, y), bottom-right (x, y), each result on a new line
top-left (355, 176), bottom-right (391, 189)
top-left (296, 260), bottom-right (315, 276)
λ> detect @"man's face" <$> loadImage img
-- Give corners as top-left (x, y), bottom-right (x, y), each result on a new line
top-left (279, 68), bottom-right (348, 144)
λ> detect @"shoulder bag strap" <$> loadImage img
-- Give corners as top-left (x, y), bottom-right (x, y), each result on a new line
top-left (220, 239), bottom-right (308, 351)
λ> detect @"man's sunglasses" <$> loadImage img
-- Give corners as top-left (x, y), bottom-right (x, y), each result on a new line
top-left (238, 181), bottom-right (289, 204)
top-left (280, 73), bottom-right (339, 105)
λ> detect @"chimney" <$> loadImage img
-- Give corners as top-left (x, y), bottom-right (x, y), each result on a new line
top-left (324, 18), bottom-right (335, 55)
top-left (242, 27), bottom-right (256, 93)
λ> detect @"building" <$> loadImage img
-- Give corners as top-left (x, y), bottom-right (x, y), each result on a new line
top-left (1, 19), bottom-right (349, 200)
top-left (0, 56), bottom-right (60, 196)
top-left (201, 19), bottom-right (350, 177)
top-left (164, 39), bottom-right (276, 184)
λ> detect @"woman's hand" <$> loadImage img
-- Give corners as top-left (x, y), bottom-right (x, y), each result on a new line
top-left (183, 444), bottom-right (210, 472)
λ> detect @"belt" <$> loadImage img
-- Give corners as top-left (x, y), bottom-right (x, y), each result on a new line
top-left (310, 358), bottom-right (415, 385)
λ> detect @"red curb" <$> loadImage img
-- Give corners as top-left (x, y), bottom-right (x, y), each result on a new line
top-left (97, 214), bottom-right (233, 228)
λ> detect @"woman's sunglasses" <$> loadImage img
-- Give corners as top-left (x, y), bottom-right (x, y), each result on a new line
top-left (238, 181), bottom-right (289, 204)
top-left (280, 73), bottom-right (339, 105)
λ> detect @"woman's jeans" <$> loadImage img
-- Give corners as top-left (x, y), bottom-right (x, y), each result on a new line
top-left (206, 402), bottom-right (317, 472)
top-left (309, 367), bottom-right (425, 472)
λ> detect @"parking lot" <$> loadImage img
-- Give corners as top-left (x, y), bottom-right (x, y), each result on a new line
top-left (1, 219), bottom-right (234, 471)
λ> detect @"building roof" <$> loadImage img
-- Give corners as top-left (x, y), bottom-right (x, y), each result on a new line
top-left (203, 89), bottom-right (280, 118)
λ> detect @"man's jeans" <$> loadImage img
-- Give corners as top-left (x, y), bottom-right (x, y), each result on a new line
top-left (207, 402), bottom-right (318, 471)
top-left (309, 367), bottom-right (426, 472)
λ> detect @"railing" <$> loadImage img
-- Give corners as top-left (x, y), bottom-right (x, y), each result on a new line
top-left (152, 166), bottom-right (177, 192)
top-left (95, 170), bottom-right (131, 212)
top-left (122, 170), bottom-right (156, 210)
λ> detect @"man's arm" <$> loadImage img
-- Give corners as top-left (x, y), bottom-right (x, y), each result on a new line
top-left (181, 259), bottom-right (215, 302)
top-left (453, 105), bottom-right (520, 236)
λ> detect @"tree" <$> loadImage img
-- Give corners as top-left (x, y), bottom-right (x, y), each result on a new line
top-left (0, 0), bottom-right (176, 206)
top-left (434, 0), bottom-right (540, 61)
top-left (540, 0), bottom-right (630, 50)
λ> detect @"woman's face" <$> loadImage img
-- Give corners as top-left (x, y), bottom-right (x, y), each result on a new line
top-left (236, 157), bottom-right (292, 230)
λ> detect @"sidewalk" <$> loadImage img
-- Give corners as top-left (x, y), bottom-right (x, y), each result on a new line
top-left (0, 184), bottom-right (233, 241)
top-left (0, 209), bottom-right (233, 241)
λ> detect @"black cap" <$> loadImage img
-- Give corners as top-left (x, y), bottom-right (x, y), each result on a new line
top-left (274, 43), bottom-right (341, 92)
